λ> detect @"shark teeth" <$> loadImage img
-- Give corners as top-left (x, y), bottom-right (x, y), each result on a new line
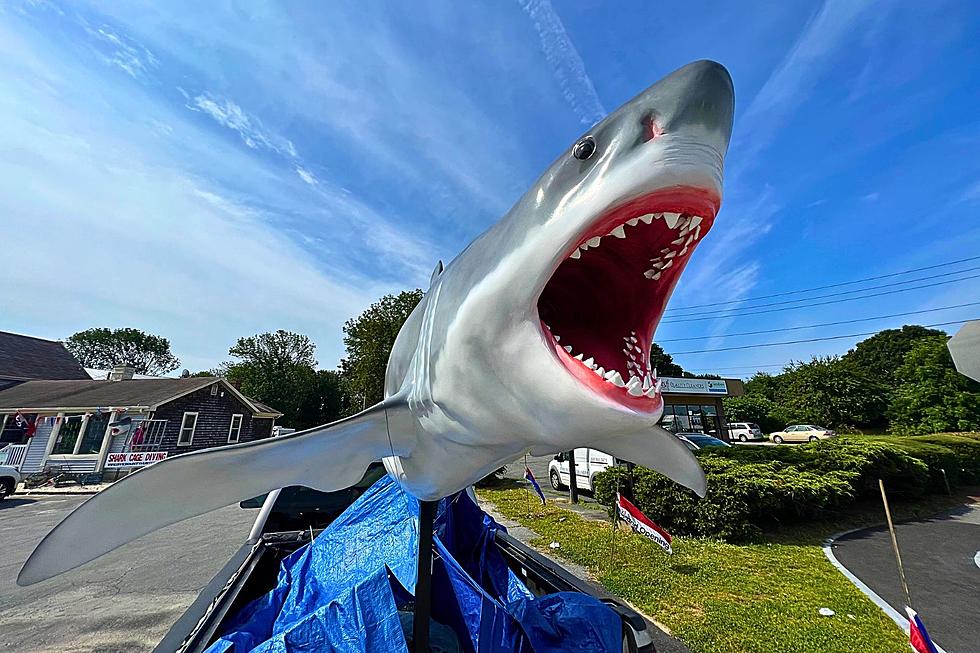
top-left (548, 330), bottom-right (663, 400)
top-left (568, 213), bottom-right (708, 285)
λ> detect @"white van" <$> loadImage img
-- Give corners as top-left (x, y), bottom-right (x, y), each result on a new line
top-left (547, 448), bottom-right (618, 492)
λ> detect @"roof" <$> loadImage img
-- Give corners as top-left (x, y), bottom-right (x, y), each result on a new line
top-left (85, 368), bottom-right (161, 380)
top-left (0, 331), bottom-right (89, 381)
top-left (0, 377), bottom-right (282, 417)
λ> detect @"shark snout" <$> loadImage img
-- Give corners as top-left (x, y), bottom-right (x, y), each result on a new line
top-left (653, 60), bottom-right (734, 155)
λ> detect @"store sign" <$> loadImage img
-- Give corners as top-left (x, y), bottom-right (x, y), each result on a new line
top-left (660, 377), bottom-right (728, 395)
top-left (104, 451), bottom-right (168, 468)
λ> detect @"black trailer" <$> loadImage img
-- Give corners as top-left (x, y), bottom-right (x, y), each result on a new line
top-left (155, 466), bottom-right (657, 653)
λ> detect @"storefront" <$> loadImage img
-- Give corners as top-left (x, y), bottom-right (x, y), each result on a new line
top-left (658, 376), bottom-right (744, 439)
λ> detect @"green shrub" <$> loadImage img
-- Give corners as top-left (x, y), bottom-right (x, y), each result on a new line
top-left (876, 434), bottom-right (980, 490)
top-left (593, 457), bottom-right (855, 542)
top-left (705, 438), bottom-right (929, 498)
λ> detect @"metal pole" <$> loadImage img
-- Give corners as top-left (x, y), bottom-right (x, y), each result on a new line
top-left (940, 468), bottom-right (952, 495)
top-left (610, 469), bottom-right (621, 568)
top-left (414, 500), bottom-right (437, 652)
top-left (878, 479), bottom-right (913, 609)
top-left (566, 449), bottom-right (579, 504)
top-left (524, 453), bottom-right (531, 517)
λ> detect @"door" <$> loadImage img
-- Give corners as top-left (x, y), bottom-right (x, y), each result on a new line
top-left (574, 448), bottom-right (589, 487)
top-left (786, 426), bottom-right (802, 442)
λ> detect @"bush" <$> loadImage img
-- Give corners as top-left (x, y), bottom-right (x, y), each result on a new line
top-left (705, 438), bottom-right (929, 498)
top-left (876, 434), bottom-right (980, 490)
top-left (593, 457), bottom-right (855, 542)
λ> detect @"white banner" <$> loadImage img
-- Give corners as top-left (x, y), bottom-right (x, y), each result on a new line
top-left (659, 377), bottom-right (728, 395)
top-left (105, 451), bottom-right (168, 468)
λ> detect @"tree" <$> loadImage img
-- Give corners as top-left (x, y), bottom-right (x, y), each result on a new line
top-left (844, 325), bottom-right (945, 385)
top-left (887, 335), bottom-right (980, 434)
top-left (744, 372), bottom-right (783, 401)
top-left (774, 356), bottom-right (888, 429)
top-left (649, 342), bottom-right (684, 377)
top-left (723, 394), bottom-right (783, 434)
top-left (65, 327), bottom-right (180, 375)
top-left (223, 330), bottom-right (320, 429)
top-left (297, 370), bottom-right (345, 427)
top-left (339, 290), bottom-right (423, 412)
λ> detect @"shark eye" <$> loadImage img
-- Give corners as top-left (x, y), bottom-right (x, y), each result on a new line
top-left (573, 136), bottom-right (596, 160)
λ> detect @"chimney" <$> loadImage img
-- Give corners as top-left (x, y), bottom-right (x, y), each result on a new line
top-left (110, 365), bottom-right (135, 381)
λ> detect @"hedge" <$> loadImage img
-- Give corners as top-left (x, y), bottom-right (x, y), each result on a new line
top-left (593, 458), bottom-right (856, 541)
top-left (707, 438), bottom-right (930, 498)
top-left (590, 436), bottom-right (975, 542)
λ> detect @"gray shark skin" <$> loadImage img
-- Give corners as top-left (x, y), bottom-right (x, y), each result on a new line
top-left (19, 60), bottom-right (734, 586)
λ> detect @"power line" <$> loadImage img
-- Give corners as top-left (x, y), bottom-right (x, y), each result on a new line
top-left (657, 301), bottom-right (980, 342)
top-left (670, 319), bottom-right (969, 355)
top-left (660, 272), bottom-right (980, 324)
top-left (666, 254), bottom-right (980, 312)
top-left (664, 265), bottom-right (980, 318)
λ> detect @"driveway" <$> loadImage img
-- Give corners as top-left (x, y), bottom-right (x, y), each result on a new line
top-left (830, 503), bottom-right (980, 653)
top-left (0, 493), bottom-right (255, 652)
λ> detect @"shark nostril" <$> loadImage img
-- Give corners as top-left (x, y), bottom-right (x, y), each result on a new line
top-left (573, 136), bottom-right (596, 160)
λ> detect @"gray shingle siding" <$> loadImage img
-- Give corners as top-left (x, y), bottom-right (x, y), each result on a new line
top-left (151, 383), bottom-right (274, 456)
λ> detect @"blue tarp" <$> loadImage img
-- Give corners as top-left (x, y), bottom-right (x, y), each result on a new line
top-left (206, 476), bottom-right (620, 653)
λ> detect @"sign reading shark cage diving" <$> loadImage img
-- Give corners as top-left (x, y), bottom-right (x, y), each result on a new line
top-left (659, 377), bottom-right (728, 395)
top-left (105, 451), bottom-right (168, 468)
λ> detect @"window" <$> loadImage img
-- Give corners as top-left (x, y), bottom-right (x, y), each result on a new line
top-left (211, 384), bottom-right (219, 396)
top-left (77, 412), bottom-right (109, 454)
top-left (52, 415), bottom-right (84, 454)
top-left (227, 414), bottom-right (243, 443)
top-left (178, 412), bottom-right (198, 446)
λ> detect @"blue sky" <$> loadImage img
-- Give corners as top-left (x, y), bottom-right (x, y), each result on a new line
top-left (1, 1), bottom-right (978, 377)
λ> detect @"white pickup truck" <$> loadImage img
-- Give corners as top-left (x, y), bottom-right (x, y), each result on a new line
top-left (0, 462), bottom-right (21, 500)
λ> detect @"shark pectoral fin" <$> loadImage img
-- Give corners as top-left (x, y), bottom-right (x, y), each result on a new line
top-left (18, 400), bottom-right (405, 586)
top-left (596, 426), bottom-right (707, 497)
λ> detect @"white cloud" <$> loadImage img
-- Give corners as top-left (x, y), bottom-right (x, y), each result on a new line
top-left (0, 12), bottom-right (436, 370)
top-left (81, 20), bottom-right (158, 79)
top-left (296, 166), bottom-right (317, 186)
top-left (190, 93), bottom-right (298, 158)
top-left (517, 0), bottom-right (606, 127)
top-left (734, 0), bottom-right (878, 169)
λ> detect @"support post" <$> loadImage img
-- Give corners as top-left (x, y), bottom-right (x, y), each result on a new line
top-left (413, 500), bottom-right (437, 652)
top-left (878, 479), bottom-right (913, 609)
top-left (566, 450), bottom-right (579, 504)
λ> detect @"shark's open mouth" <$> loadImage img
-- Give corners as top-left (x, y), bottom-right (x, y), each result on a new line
top-left (538, 187), bottom-right (719, 412)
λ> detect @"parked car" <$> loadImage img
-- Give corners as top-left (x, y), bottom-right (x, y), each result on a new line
top-left (156, 464), bottom-right (657, 652)
top-left (769, 425), bottom-right (837, 444)
top-left (548, 448), bottom-right (620, 492)
top-left (675, 433), bottom-right (731, 451)
top-left (0, 463), bottom-right (21, 500)
top-left (727, 422), bottom-right (765, 442)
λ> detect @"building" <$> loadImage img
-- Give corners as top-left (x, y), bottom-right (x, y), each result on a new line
top-left (658, 376), bottom-right (745, 438)
top-left (0, 368), bottom-right (281, 476)
top-left (0, 331), bottom-right (90, 390)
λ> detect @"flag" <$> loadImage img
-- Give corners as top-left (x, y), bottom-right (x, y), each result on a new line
top-left (906, 607), bottom-right (940, 653)
top-left (617, 492), bottom-right (672, 554)
top-left (523, 466), bottom-right (546, 505)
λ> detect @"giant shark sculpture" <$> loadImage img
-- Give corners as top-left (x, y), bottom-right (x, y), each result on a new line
top-left (20, 60), bottom-right (734, 586)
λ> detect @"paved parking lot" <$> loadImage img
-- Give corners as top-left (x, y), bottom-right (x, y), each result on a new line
top-left (0, 493), bottom-right (255, 653)
top-left (832, 504), bottom-right (980, 653)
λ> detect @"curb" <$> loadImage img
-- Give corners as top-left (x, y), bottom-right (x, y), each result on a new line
top-left (822, 529), bottom-right (948, 653)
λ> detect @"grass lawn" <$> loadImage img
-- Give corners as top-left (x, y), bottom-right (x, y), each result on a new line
top-left (479, 487), bottom-right (974, 653)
